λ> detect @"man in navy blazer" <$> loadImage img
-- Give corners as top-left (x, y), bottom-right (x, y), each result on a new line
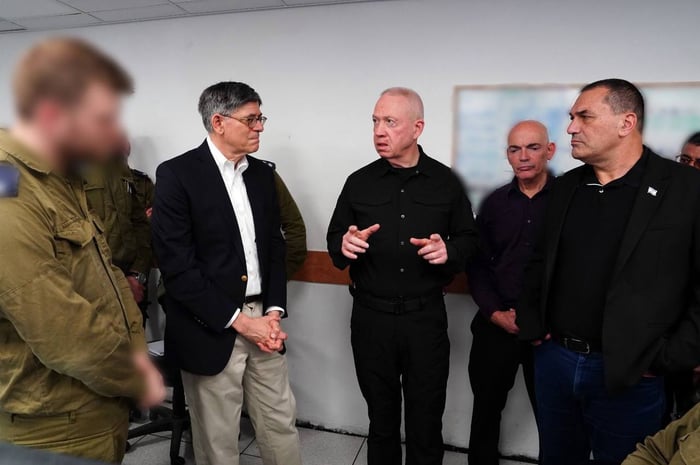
top-left (152, 82), bottom-right (301, 465)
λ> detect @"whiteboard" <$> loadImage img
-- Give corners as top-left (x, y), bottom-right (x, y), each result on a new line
top-left (453, 83), bottom-right (700, 207)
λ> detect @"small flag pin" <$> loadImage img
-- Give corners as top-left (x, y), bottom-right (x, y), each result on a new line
top-left (647, 186), bottom-right (658, 197)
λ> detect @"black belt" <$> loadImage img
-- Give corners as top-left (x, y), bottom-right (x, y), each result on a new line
top-left (553, 334), bottom-right (602, 354)
top-left (244, 294), bottom-right (262, 304)
top-left (349, 286), bottom-right (444, 315)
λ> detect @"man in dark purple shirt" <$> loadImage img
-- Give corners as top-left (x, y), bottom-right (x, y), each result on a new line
top-left (467, 121), bottom-right (555, 465)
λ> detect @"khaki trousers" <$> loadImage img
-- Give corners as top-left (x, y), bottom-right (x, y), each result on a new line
top-left (0, 397), bottom-right (129, 464)
top-left (181, 302), bottom-right (302, 465)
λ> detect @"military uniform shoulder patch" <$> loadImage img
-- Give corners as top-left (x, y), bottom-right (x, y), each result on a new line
top-left (0, 163), bottom-right (20, 198)
top-left (259, 159), bottom-right (277, 170)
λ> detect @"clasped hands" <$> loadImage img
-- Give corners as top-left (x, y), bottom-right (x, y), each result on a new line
top-left (232, 311), bottom-right (288, 353)
top-left (341, 224), bottom-right (448, 265)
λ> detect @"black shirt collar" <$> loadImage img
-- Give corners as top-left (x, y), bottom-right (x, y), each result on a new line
top-left (508, 172), bottom-right (554, 197)
top-left (381, 145), bottom-right (432, 177)
top-left (582, 149), bottom-right (648, 188)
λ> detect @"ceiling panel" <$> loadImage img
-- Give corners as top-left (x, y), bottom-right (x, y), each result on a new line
top-left (0, 0), bottom-right (77, 19)
top-left (0, 20), bottom-right (24, 32)
top-left (176, 0), bottom-right (285, 13)
top-left (92, 4), bottom-right (185, 21)
top-left (11, 13), bottom-right (100, 29)
top-left (282, 0), bottom-right (362, 4)
top-left (59, 0), bottom-right (169, 13)
top-left (0, 0), bottom-right (390, 33)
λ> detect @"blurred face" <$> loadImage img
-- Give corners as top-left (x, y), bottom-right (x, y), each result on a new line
top-left (37, 82), bottom-right (125, 163)
top-left (567, 87), bottom-right (629, 163)
top-left (372, 94), bottom-right (424, 163)
top-left (506, 123), bottom-right (555, 183)
top-left (679, 143), bottom-right (700, 170)
top-left (211, 101), bottom-right (264, 157)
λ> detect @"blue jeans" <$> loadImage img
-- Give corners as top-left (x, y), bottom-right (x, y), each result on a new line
top-left (535, 341), bottom-right (665, 465)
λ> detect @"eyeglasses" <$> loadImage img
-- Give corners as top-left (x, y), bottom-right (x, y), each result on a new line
top-left (221, 114), bottom-right (268, 129)
top-left (676, 154), bottom-right (700, 169)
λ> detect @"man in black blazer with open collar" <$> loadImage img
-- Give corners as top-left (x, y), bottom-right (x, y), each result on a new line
top-left (151, 82), bottom-right (301, 465)
top-left (517, 79), bottom-right (700, 465)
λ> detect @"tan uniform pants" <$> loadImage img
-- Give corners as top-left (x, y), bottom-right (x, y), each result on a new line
top-left (0, 397), bottom-right (129, 464)
top-left (181, 302), bottom-right (302, 465)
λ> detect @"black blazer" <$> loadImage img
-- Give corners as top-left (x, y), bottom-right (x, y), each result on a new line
top-left (151, 140), bottom-right (286, 376)
top-left (518, 147), bottom-right (700, 393)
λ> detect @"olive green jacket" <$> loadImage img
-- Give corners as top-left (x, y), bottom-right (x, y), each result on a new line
top-left (131, 169), bottom-right (155, 212)
top-left (0, 130), bottom-right (145, 415)
top-left (84, 158), bottom-right (152, 274)
top-left (273, 171), bottom-right (307, 278)
top-left (624, 403), bottom-right (700, 465)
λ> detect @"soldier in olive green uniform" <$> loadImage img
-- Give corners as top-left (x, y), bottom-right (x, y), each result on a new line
top-left (132, 167), bottom-right (155, 219)
top-left (0, 38), bottom-right (164, 464)
top-left (84, 147), bottom-right (152, 315)
top-left (261, 160), bottom-right (307, 278)
top-left (131, 167), bottom-right (156, 320)
top-left (0, 132), bottom-right (148, 462)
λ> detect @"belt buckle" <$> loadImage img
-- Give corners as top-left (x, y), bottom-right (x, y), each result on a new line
top-left (565, 337), bottom-right (591, 355)
top-left (392, 298), bottom-right (405, 315)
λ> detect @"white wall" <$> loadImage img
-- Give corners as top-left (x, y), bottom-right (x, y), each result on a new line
top-left (1, 0), bottom-right (698, 458)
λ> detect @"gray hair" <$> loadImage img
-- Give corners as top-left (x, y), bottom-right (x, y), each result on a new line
top-left (380, 87), bottom-right (424, 119)
top-left (198, 81), bottom-right (262, 132)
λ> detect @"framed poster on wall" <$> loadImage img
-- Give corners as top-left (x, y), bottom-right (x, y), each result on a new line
top-left (453, 83), bottom-right (700, 207)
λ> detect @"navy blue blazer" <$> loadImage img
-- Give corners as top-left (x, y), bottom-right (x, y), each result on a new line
top-left (152, 140), bottom-right (286, 376)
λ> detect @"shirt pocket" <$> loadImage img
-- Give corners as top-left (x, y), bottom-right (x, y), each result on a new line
top-left (55, 217), bottom-right (115, 302)
top-left (410, 192), bottom-right (452, 238)
top-left (679, 430), bottom-right (700, 464)
top-left (54, 217), bottom-right (95, 266)
top-left (351, 194), bottom-right (393, 231)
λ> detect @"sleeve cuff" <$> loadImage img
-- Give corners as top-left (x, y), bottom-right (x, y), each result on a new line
top-left (225, 308), bottom-right (241, 329)
top-left (444, 241), bottom-right (458, 264)
top-left (265, 306), bottom-right (285, 316)
top-left (479, 307), bottom-right (498, 319)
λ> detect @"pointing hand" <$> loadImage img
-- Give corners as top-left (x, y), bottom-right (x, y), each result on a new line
top-left (341, 224), bottom-right (381, 259)
top-left (410, 233), bottom-right (448, 265)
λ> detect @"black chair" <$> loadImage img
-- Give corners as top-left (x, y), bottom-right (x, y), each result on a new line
top-left (126, 342), bottom-right (190, 465)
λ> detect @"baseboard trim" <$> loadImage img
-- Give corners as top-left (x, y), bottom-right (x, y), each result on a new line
top-left (295, 419), bottom-right (538, 463)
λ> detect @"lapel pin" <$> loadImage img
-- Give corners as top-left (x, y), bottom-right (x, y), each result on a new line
top-left (647, 186), bottom-right (658, 197)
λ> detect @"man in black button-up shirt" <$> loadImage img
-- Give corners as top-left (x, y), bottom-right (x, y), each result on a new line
top-left (327, 87), bottom-right (478, 465)
top-left (467, 121), bottom-right (554, 465)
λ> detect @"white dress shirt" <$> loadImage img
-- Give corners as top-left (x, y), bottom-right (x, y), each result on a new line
top-left (207, 137), bottom-right (284, 327)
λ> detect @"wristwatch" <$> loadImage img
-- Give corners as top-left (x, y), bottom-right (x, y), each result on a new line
top-left (128, 271), bottom-right (148, 285)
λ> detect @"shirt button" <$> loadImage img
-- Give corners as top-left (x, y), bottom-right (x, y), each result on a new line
top-left (400, 241), bottom-right (405, 246)
top-left (241, 275), bottom-right (248, 282)
top-left (599, 189), bottom-right (604, 194)
top-left (400, 189), bottom-right (405, 193)
top-left (400, 268), bottom-right (405, 273)
top-left (527, 219), bottom-right (532, 224)
top-left (400, 214), bottom-right (405, 219)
